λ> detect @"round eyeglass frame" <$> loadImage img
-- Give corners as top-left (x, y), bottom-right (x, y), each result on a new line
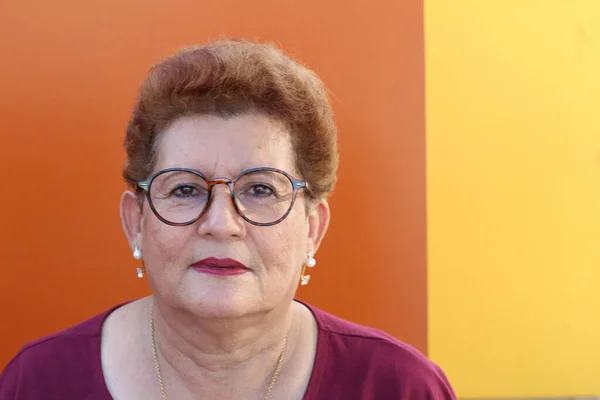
top-left (137, 167), bottom-right (309, 227)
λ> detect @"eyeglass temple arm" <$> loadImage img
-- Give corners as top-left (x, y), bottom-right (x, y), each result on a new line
top-left (294, 181), bottom-right (308, 189)
top-left (137, 181), bottom-right (150, 192)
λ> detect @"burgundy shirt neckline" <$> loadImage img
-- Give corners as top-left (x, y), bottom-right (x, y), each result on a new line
top-left (91, 298), bottom-right (326, 399)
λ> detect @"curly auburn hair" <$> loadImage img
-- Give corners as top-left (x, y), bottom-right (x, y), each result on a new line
top-left (123, 39), bottom-right (338, 200)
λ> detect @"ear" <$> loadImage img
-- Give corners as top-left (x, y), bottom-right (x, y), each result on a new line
top-left (120, 190), bottom-right (144, 249)
top-left (306, 199), bottom-right (331, 253)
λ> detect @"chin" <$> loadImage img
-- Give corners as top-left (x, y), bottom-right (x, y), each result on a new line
top-left (180, 281), bottom-right (262, 320)
top-left (193, 299), bottom-right (260, 320)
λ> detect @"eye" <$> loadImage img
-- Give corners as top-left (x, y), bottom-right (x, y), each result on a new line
top-left (173, 185), bottom-right (198, 197)
top-left (249, 184), bottom-right (274, 196)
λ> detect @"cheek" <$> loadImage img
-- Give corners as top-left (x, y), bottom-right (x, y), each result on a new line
top-left (142, 215), bottom-right (191, 266)
top-left (253, 213), bottom-right (309, 274)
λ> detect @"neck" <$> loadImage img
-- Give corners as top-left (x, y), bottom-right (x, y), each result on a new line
top-left (148, 297), bottom-right (296, 397)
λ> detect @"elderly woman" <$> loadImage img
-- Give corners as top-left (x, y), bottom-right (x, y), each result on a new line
top-left (0, 39), bottom-right (455, 399)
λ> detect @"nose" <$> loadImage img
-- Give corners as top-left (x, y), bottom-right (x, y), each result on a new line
top-left (196, 183), bottom-right (245, 240)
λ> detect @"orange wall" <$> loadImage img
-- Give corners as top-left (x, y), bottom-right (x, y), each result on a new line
top-left (0, 0), bottom-right (426, 367)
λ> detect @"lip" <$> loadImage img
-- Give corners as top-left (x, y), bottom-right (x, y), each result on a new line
top-left (190, 257), bottom-right (250, 276)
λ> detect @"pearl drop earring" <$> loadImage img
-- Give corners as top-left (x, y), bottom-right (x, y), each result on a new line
top-left (133, 245), bottom-right (142, 260)
top-left (133, 245), bottom-right (144, 278)
top-left (306, 251), bottom-right (317, 268)
top-left (301, 251), bottom-right (317, 286)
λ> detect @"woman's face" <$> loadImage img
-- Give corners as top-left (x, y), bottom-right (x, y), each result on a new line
top-left (121, 113), bottom-right (329, 318)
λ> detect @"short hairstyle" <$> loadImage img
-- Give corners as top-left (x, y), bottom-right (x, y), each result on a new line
top-left (123, 39), bottom-right (338, 200)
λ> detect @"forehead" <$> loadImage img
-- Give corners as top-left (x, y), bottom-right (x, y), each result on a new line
top-left (154, 113), bottom-right (297, 177)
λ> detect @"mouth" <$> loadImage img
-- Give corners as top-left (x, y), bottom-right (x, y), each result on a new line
top-left (190, 257), bottom-right (250, 277)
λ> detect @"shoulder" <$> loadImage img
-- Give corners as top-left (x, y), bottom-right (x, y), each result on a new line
top-left (304, 302), bottom-right (456, 400)
top-left (0, 302), bottom-right (126, 399)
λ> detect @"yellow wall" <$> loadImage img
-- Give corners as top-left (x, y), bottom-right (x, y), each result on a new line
top-left (426, 1), bottom-right (600, 397)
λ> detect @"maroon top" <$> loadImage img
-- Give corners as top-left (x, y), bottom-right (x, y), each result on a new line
top-left (0, 300), bottom-right (456, 399)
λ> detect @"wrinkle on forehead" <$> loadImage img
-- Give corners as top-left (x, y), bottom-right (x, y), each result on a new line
top-left (152, 113), bottom-right (298, 179)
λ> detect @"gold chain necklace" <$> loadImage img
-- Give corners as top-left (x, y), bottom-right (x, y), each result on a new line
top-left (149, 302), bottom-right (288, 400)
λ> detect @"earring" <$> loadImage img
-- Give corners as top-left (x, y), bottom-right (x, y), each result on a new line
top-left (300, 251), bottom-right (317, 286)
top-left (133, 245), bottom-right (144, 278)
top-left (133, 245), bottom-right (142, 260)
top-left (306, 251), bottom-right (317, 268)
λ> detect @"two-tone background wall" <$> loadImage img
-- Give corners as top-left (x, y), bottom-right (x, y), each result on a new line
top-left (1, 0), bottom-right (599, 398)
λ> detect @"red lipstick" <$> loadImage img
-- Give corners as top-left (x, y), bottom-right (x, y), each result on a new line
top-left (190, 257), bottom-right (249, 276)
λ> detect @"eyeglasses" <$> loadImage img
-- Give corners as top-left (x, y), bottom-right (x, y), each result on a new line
top-left (137, 167), bottom-right (309, 227)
